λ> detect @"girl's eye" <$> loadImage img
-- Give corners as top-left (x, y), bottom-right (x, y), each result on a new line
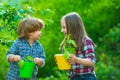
top-left (62, 26), bottom-right (65, 29)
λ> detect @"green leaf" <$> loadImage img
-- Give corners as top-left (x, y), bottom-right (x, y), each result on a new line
top-left (26, 56), bottom-right (33, 61)
top-left (63, 51), bottom-right (70, 60)
top-left (67, 39), bottom-right (77, 48)
top-left (19, 9), bottom-right (24, 14)
top-left (62, 34), bottom-right (77, 59)
top-left (18, 60), bottom-right (24, 68)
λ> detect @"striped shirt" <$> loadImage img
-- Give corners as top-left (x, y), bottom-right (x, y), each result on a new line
top-left (6, 39), bottom-right (46, 80)
top-left (69, 37), bottom-right (96, 78)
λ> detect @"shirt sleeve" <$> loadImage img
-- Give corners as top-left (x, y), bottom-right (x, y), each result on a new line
top-left (83, 38), bottom-right (96, 64)
top-left (38, 44), bottom-right (46, 67)
top-left (6, 40), bottom-right (18, 62)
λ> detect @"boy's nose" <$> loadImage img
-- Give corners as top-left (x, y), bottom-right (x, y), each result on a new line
top-left (40, 31), bottom-right (42, 34)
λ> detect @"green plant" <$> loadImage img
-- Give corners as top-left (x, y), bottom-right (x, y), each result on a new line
top-left (0, 0), bottom-right (120, 79)
top-left (18, 56), bottom-right (34, 68)
top-left (63, 34), bottom-right (77, 60)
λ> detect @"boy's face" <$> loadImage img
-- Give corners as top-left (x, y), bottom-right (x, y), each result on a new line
top-left (61, 18), bottom-right (67, 35)
top-left (28, 30), bottom-right (42, 40)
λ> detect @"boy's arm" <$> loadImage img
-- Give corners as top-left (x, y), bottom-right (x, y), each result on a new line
top-left (7, 55), bottom-right (21, 62)
top-left (6, 40), bottom-right (21, 62)
top-left (34, 58), bottom-right (45, 67)
top-left (34, 45), bottom-right (46, 67)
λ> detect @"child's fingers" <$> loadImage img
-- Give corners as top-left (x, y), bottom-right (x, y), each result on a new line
top-left (69, 54), bottom-right (75, 58)
top-left (34, 58), bottom-right (41, 63)
top-left (68, 56), bottom-right (76, 64)
top-left (14, 55), bottom-right (21, 62)
top-left (34, 58), bottom-right (38, 64)
top-left (34, 58), bottom-right (43, 66)
top-left (54, 56), bottom-right (57, 64)
top-left (68, 59), bottom-right (73, 64)
top-left (34, 58), bottom-right (36, 63)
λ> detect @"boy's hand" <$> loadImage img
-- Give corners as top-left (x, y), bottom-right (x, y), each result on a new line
top-left (14, 55), bottom-right (21, 62)
top-left (9, 55), bottom-right (21, 62)
top-left (34, 57), bottom-right (43, 66)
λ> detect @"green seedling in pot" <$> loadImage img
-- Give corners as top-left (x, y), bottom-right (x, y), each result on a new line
top-left (18, 56), bottom-right (33, 68)
top-left (25, 56), bottom-right (34, 61)
top-left (63, 34), bottom-right (77, 60)
top-left (18, 56), bottom-right (35, 78)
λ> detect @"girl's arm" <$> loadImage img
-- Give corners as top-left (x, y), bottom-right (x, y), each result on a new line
top-left (76, 57), bottom-right (94, 66)
top-left (68, 38), bottom-right (96, 67)
top-left (68, 55), bottom-right (94, 66)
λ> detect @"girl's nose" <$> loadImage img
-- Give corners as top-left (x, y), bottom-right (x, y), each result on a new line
top-left (61, 29), bottom-right (64, 33)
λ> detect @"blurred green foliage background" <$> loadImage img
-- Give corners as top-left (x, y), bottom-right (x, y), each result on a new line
top-left (0, 0), bottom-right (120, 80)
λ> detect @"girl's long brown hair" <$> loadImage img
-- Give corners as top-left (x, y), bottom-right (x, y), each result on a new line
top-left (60, 12), bottom-right (95, 51)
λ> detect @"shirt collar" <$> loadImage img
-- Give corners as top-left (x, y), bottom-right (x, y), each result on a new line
top-left (19, 38), bottom-right (39, 46)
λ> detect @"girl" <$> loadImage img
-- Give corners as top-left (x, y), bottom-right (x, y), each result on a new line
top-left (6, 17), bottom-right (46, 80)
top-left (60, 12), bottom-right (97, 80)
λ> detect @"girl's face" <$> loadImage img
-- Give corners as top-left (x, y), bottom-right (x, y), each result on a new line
top-left (29, 30), bottom-right (42, 40)
top-left (61, 18), bottom-right (67, 35)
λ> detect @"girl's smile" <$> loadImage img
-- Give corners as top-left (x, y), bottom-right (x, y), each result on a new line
top-left (61, 18), bottom-right (67, 35)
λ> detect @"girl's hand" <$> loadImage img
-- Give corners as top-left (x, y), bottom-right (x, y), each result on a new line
top-left (68, 55), bottom-right (77, 64)
top-left (54, 55), bottom-right (57, 64)
top-left (34, 57), bottom-right (43, 66)
top-left (14, 55), bottom-right (21, 62)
